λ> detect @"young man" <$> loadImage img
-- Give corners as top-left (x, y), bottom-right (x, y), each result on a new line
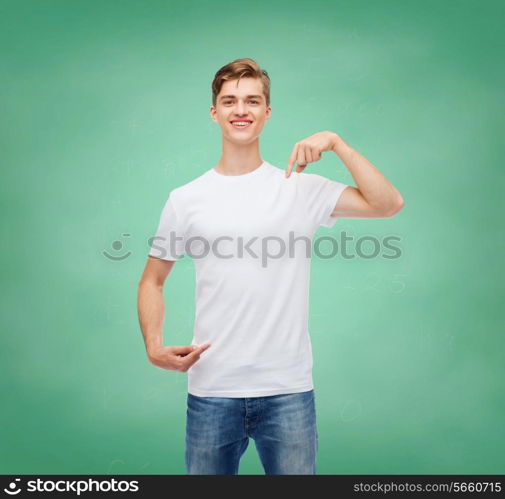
top-left (137, 58), bottom-right (404, 475)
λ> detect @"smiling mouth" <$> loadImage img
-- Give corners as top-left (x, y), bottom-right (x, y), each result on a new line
top-left (230, 121), bottom-right (253, 129)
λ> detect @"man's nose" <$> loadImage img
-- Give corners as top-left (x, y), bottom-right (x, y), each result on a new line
top-left (235, 101), bottom-right (246, 115)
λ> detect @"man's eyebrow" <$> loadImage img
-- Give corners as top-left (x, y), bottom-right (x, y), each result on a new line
top-left (219, 95), bottom-right (263, 100)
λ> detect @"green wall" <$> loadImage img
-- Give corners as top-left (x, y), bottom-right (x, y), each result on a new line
top-left (1, 0), bottom-right (503, 475)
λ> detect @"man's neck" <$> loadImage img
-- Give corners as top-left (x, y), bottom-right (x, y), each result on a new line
top-left (214, 140), bottom-right (263, 176)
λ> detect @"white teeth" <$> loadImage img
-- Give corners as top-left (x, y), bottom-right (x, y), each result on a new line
top-left (232, 122), bottom-right (251, 126)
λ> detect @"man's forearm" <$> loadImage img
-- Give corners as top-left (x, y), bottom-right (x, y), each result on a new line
top-left (137, 282), bottom-right (165, 356)
top-left (332, 134), bottom-right (404, 213)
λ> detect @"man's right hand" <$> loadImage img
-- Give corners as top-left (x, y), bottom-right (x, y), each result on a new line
top-left (147, 344), bottom-right (211, 372)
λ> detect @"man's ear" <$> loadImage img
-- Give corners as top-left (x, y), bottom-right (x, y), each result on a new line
top-left (209, 106), bottom-right (217, 122)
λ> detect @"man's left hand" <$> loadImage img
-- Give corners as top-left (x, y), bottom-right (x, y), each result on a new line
top-left (285, 131), bottom-right (339, 178)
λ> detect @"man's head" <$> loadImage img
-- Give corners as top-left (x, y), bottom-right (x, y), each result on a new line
top-left (210, 58), bottom-right (271, 145)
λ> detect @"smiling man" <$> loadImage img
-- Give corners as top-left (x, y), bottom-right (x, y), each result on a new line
top-left (137, 58), bottom-right (404, 475)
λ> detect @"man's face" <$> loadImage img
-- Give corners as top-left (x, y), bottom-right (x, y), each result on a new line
top-left (210, 77), bottom-right (271, 145)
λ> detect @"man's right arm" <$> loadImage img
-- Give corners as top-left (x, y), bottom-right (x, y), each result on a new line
top-left (137, 256), bottom-right (210, 371)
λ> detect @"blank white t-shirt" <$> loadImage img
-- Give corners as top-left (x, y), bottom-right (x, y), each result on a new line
top-left (148, 160), bottom-right (349, 397)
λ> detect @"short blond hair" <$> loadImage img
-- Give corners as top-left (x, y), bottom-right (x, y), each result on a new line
top-left (211, 58), bottom-right (270, 107)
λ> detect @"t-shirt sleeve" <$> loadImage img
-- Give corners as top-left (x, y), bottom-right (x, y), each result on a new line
top-left (148, 193), bottom-right (186, 260)
top-left (297, 172), bottom-right (349, 228)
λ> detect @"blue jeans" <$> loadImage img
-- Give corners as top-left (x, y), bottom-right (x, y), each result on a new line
top-left (185, 389), bottom-right (318, 475)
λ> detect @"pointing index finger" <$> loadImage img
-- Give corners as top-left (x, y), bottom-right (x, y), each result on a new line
top-left (285, 143), bottom-right (299, 178)
top-left (181, 343), bottom-right (211, 368)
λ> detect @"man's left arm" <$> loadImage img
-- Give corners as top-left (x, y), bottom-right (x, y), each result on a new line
top-left (331, 133), bottom-right (404, 218)
top-left (285, 131), bottom-right (405, 219)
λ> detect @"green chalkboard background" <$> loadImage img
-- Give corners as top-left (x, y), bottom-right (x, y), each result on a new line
top-left (1, 0), bottom-right (503, 475)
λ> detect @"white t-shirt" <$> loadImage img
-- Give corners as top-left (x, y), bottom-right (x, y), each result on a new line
top-left (148, 160), bottom-right (349, 397)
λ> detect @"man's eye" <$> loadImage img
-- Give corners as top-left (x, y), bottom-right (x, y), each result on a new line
top-left (223, 100), bottom-right (259, 104)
